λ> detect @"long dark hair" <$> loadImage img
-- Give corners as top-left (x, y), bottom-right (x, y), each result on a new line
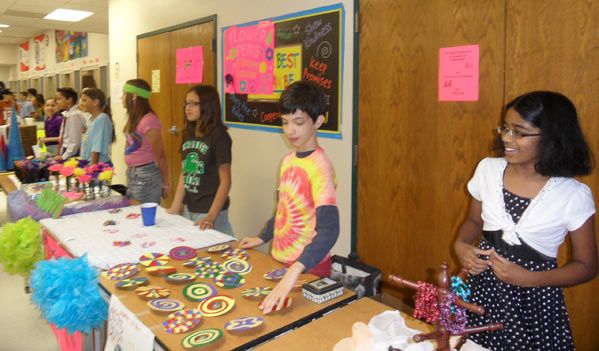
top-left (123, 79), bottom-right (154, 134)
top-left (82, 88), bottom-right (116, 143)
top-left (494, 91), bottom-right (593, 177)
top-left (184, 85), bottom-right (226, 139)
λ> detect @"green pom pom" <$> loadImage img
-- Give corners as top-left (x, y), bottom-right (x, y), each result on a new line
top-left (0, 217), bottom-right (43, 276)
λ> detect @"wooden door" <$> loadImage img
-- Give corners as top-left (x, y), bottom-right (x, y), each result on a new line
top-left (137, 18), bottom-right (216, 207)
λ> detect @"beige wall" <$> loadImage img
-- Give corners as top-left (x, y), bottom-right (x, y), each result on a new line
top-left (108, 0), bottom-right (355, 256)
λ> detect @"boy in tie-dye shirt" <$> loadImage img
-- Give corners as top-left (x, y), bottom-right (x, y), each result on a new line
top-left (240, 81), bottom-right (339, 314)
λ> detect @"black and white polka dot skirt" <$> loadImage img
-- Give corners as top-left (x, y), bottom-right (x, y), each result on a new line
top-left (467, 238), bottom-right (575, 350)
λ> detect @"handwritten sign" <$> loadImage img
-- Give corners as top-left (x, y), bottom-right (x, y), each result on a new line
top-left (35, 187), bottom-right (66, 218)
top-left (104, 295), bottom-right (154, 351)
top-left (249, 45), bottom-right (302, 100)
top-left (151, 70), bottom-right (160, 93)
top-left (224, 20), bottom-right (275, 95)
top-left (438, 44), bottom-right (479, 101)
top-left (176, 46), bottom-right (204, 84)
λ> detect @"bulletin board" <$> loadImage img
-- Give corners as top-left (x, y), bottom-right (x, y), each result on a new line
top-left (222, 4), bottom-right (344, 139)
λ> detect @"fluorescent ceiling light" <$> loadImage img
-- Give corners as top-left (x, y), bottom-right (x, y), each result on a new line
top-left (0, 24), bottom-right (9, 28)
top-left (44, 9), bottom-right (94, 22)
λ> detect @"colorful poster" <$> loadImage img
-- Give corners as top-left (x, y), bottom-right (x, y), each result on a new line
top-left (176, 46), bottom-right (204, 84)
top-left (19, 41), bottom-right (30, 72)
top-left (438, 44), bottom-right (479, 101)
top-left (55, 30), bottom-right (89, 63)
top-left (224, 20), bottom-right (275, 95)
top-left (104, 295), bottom-right (154, 351)
top-left (249, 45), bottom-right (302, 100)
top-left (33, 34), bottom-right (49, 71)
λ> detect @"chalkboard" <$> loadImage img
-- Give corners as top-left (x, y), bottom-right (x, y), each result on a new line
top-left (222, 4), bottom-right (344, 139)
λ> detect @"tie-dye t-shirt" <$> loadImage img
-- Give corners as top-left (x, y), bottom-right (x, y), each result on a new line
top-left (272, 147), bottom-right (337, 265)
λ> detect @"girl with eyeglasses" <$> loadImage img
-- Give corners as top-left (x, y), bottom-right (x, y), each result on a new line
top-left (122, 79), bottom-right (169, 203)
top-left (167, 85), bottom-right (234, 236)
top-left (454, 91), bottom-right (596, 350)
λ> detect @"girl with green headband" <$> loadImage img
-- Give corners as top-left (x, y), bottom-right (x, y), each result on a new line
top-left (122, 79), bottom-right (169, 204)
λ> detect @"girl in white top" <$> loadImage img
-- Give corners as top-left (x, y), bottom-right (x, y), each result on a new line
top-left (455, 91), bottom-right (597, 350)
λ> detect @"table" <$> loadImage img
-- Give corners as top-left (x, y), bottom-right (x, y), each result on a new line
top-left (0, 173), bottom-right (17, 193)
top-left (256, 297), bottom-right (433, 350)
top-left (99, 244), bottom-right (356, 351)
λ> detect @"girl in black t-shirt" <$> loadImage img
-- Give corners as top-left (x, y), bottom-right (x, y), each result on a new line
top-left (167, 85), bottom-right (234, 236)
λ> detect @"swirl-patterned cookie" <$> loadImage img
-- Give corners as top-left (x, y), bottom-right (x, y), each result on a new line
top-left (195, 262), bottom-right (225, 279)
top-left (198, 295), bottom-right (236, 317)
top-left (165, 273), bottom-right (196, 285)
top-left (183, 257), bottom-right (212, 268)
top-left (221, 248), bottom-right (249, 260)
top-left (139, 252), bottom-right (169, 267)
top-left (115, 277), bottom-right (149, 290)
top-left (169, 246), bottom-right (197, 260)
top-left (162, 309), bottom-right (202, 334)
top-left (103, 263), bottom-right (138, 280)
top-left (240, 286), bottom-right (272, 299)
top-left (182, 328), bottom-right (223, 349)
top-left (148, 299), bottom-right (185, 314)
top-left (263, 268), bottom-right (287, 280)
top-left (224, 316), bottom-right (265, 332)
top-left (222, 258), bottom-right (252, 275)
top-left (146, 266), bottom-right (177, 276)
top-left (183, 282), bottom-right (217, 302)
top-left (206, 244), bottom-right (230, 253)
top-left (136, 286), bottom-right (171, 300)
top-left (214, 272), bottom-right (245, 289)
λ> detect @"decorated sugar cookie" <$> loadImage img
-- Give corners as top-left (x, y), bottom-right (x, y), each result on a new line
top-left (136, 286), bottom-right (171, 300)
top-left (115, 277), bottom-right (149, 290)
top-left (103, 263), bottom-right (139, 280)
top-left (146, 266), bottom-right (177, 276)
top-left (169, 246), bottom-right (197, 260)
top-left (183, 257), bottom-right (212, 268)
top-left (139, 252), bottom-right (169, 267)
top-left (214, 272), bottom-right (245, 289)
top-left (224, 316), bottom-right (264, 332)
top-left (165, 273), bottom-right (196, 285)
top-left (183, 282), bottom-right (217, 302)
top-left (162, 309), bottom-right (202, 334)
top-left (240, 287), bottom-right (272, 299)
top-left (182, 328), bottom-right (223, 349)
top-left (221, 248), bottom-right (249, 260)
top-left (199, 295), bottom-right (236, 317)
top-left (148, 299), bottom-right (185, 314)
top-left (222, 258), bottom-right (252, 275)
top-left (263, 268), bottom-right (287, 281)
top-left (195, 262), bottom-right (225, 279)
top-left (206, 244), bottom-right (230, 253)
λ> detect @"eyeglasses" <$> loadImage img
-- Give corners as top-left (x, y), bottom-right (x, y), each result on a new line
top-left (496, 126), bottom-right (541, 139)
top-left (183, 101), bottom-right (200, 108)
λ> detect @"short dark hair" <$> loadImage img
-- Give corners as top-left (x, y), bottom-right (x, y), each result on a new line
top-left (27, 88), bottom-right (37, 96)
top-left (494, 91), bottom-right (593, 177)
top-left (279, 81), bottom-right (326, 122)
top-left (56, 87), bottom-right (78, 104)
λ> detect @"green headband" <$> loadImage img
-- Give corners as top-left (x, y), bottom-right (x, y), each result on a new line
top-left (123, 83), bottom-right (151, 99)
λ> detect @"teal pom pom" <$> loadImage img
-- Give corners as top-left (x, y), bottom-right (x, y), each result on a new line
top-left (0, 217), bottom-right (43, 276)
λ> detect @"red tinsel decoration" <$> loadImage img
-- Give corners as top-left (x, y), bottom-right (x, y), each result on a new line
top-left (413, 281), bottom-right (440, 323)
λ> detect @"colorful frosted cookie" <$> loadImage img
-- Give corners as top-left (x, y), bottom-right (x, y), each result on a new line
top-left (182, 328), bottom-right (223, 349)
top-left (169, 246), bottom-right (197, 260)
top-left (165, 273), bottom-right (196, 285)
top-left (183, 257), bottom-right (212, 268)
top-left (136, 286), bottom-right (171, 300)
top-left (240, 287), bottom-right (272, 299)
top-left (115, 277), bottom-right (149, 290)
top-left (206, 244), bottom-right (230, 253)
top-left (139, 252), bottom-right (169, 267)
top-left (148, 298), bottom-right (185, 314)
top-left (162, 309), bottom-right (202, 334)
top-left (222, 258), bottom-right (252, 275)
top-left (146, 266), bottom-right (177, 276)
top-left (195, 262), bottom-right (225, 279)
top-left (224, 316), bottom-right (264, 332)
top-left (103, 263), bottom-right (138, 280)
top-left (263, 268), bottom-right (287, 281)
top-left (213, 272), bottom-right (245, 289)
top-left (183, 282), bottom-right (217, 302)
top-left (221, 248), bottom-right (249, 260)
top-left (199, 295), bottom-right (235, 317)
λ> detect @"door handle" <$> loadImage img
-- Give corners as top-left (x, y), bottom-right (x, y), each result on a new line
top-left (168, 125), bottom-right (180, 135)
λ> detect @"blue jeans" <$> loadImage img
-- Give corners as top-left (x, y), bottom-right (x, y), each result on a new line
top-left (126, 162), bottom-right (163, 204)
top-left (183, 206), bottom-right (235, 237)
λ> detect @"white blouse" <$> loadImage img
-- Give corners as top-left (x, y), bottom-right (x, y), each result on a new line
top-left (468, 157), bottom-right (595, 258)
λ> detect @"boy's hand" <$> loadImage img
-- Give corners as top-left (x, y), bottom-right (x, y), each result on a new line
top-left (259, 263), bottom-right (303, 314)
top-left (239, 237), bottom-right (264, 249)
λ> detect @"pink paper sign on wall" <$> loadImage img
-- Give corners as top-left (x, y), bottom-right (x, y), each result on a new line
top-left (224, 20), bottom-right (275, 95)
top-left (438, 44), bottom-right (479, 101)
top-left (176, 46), bottom-right (204, 84)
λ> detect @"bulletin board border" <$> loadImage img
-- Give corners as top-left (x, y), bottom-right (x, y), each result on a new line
top-left (220, 3), bottom-right (345, 139)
